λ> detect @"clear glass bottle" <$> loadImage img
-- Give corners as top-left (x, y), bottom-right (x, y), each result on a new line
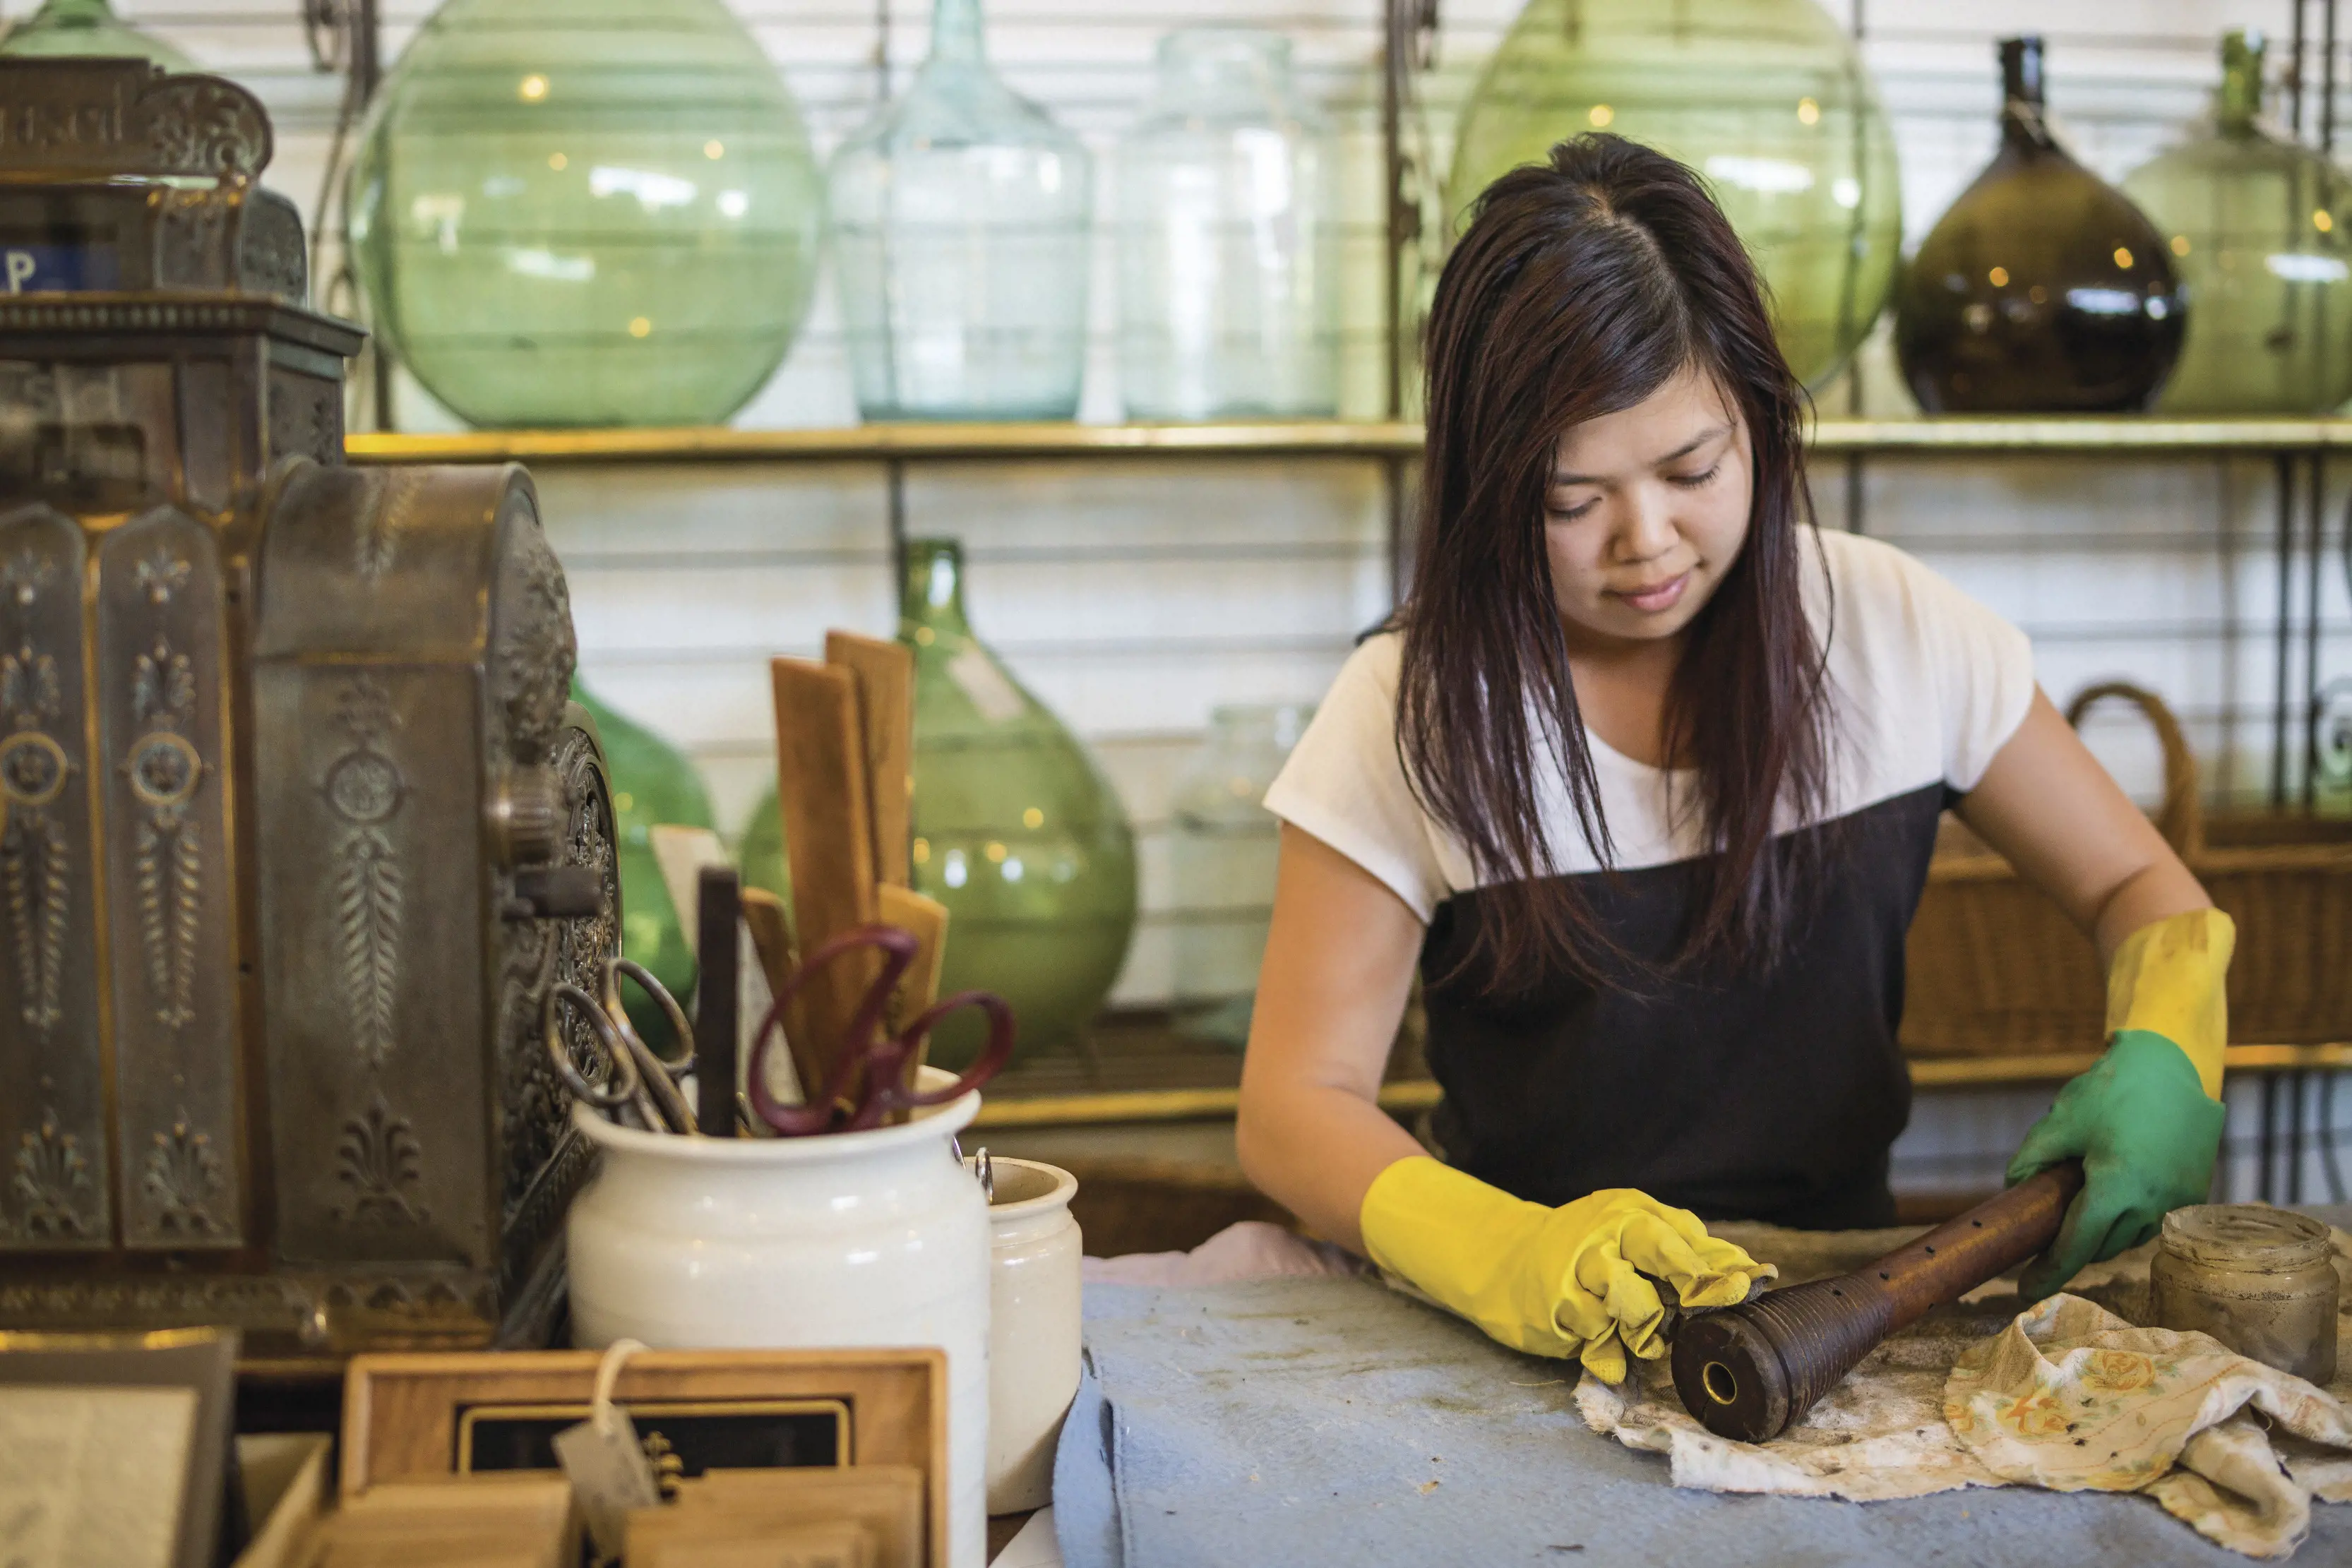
top-left (827, 0), bottom-right (1093, 422)
top-left (1894, 37), bottom-right (2185, 413)
top-left (1169, 704), bottom-right (1311, 1047)
top-left (572, 681), bottom-right (717, 1050)
top-left (346, 0), bottom-right (824, 429)
top-left (0, 0), bottom-right (193, 69)
top-left (2120, 30), bottom-right (2352, 414)
top-left (1116, 28), bottom-right (1337, 421)
top-left (1448, 0), bottom-right (1902, 391)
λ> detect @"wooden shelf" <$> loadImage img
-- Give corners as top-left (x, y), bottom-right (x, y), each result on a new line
top-left (968, 1042), bottom-right (2352, 1129)
top-left (343, 416), bottom-right (2352, 467)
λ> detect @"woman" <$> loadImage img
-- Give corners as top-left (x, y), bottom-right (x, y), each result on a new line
top-left (1235, 136), bottom-right (2232, 1382)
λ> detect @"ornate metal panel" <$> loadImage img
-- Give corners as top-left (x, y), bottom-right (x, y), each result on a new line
top-left (95, 505), bottom-right (241, 1247)
top-left (0, 503), bottom-right (106, 1249)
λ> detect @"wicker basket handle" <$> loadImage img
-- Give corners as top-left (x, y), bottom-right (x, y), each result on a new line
top-left (2063, 681), bottom-right (2204, 856)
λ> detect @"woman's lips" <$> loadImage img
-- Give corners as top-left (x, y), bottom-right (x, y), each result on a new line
top-left (1611, 570), bottom-right (1690, 614)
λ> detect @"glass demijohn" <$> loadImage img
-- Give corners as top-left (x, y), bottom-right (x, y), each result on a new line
top-left (902, 538), bottom-right (1136, 1061)
top-left (1117, 28), bottom-right (1338, 420)
top-left (828, 0), bottom-right (1093, 421)
top-left (2120, 30), bottom-right (2352, 414)
top-left (1169, 705), bottom-right (1311, 1047)
top-left (346, 0), bottom-right (824, 429)
top-left (0, 0), bottom-right (194, 70)
top-left (1894, 38), bottom-right (2185, 413)
top-left (1447, 0), bottom-right (1902, 390)
top-left (572, 682), bottom-right (717, 1046)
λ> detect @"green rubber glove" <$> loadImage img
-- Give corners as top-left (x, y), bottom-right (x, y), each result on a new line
top-left (2006, 1030), bottom-right (2224, 1298)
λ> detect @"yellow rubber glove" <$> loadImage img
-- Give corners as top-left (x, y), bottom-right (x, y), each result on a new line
top-left (2105, 906), bottom-right (2232, 1099)
top-left (1358, 1156), bottom-right (1774, 1382)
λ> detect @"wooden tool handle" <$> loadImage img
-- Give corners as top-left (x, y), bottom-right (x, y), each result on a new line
top-left (1870, 1159), bottom-right (2087, 1332)
top-left (1672, 1160), bottom-right (2086, 1443)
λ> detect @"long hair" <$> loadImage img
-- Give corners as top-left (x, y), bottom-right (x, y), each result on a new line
top-left (1397, 133), bottom-right (1837, 993)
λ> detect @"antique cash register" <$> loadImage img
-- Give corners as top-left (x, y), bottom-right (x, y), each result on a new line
top-left (0, 61), bottom-right (620, 1352)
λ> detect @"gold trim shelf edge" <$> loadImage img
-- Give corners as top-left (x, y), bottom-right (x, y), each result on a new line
top-left (967, 1042), bottom-right (2352, 1129)
top-left (345, 417), bottom-right (2352, 467)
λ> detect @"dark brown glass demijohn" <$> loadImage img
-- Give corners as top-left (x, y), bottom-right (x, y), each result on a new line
top-left (1894, 37), bottom-right (2186, 412)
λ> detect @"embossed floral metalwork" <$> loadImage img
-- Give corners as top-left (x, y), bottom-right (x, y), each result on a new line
top-left (328, 676), bottom-right (406, 1069)
top-left (1, 635), bottom-right (71, 1031)
top-left (335, 1091), bottom-right (426, 1226)
top-left (11, 1108), bottom-right (94, 1240)
top-left (141, 1106), bottom-right (222, 1235)
top-left (125, 633), bottom-right (202, 1030)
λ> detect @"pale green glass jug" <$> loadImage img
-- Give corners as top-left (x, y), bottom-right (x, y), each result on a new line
top-left (347, 0), bottom-right (823, 428)
top-left (2121, 30), bottom-right (2352, 414)
top-left (1448, 0), bottom-right (1902, 390)
top-left (733, 543), bottom-right (1138, 1064)
top-left (905, 539), bottom-right (1135, 1062)
top-left (0, 0), bottom-right (193, 70)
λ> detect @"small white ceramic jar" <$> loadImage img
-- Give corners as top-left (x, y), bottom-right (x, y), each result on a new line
top-left (982, 1156), bottom-right (1082, 1514)
top-left (566, 1069), bottom-right (990, 1568)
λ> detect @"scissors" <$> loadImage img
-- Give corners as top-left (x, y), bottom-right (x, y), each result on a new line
top-left (746, 923), bottom-right (1013, 1136)
top-left (543, 956), bottom-right (701, 1135)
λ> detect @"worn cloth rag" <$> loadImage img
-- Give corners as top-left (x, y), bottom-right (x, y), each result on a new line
top-left (1578, 1219), bottom-right (2352, 1558)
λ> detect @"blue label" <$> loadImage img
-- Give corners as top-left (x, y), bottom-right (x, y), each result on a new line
top-left (1, 242), bottom-right (121, 294)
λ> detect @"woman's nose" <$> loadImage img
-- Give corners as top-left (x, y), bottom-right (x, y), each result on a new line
top-left (1611, 486), bottom-right (1681, 565)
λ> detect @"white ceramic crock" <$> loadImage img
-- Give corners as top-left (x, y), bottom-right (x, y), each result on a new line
top-left (981, 1156), bottom-right (1082, 1514)
top-left (566, 1068), bottom-right (989, 1568)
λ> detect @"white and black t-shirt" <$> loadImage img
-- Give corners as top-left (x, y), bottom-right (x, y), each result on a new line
top-left (1264, 529), bottom-right (2036, 1228)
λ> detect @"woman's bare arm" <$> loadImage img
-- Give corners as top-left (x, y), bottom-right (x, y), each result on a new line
top-left (1954, 689), bottom-right (2211, 959)
top-left (1234, 825), bottom-right (1430, 1255)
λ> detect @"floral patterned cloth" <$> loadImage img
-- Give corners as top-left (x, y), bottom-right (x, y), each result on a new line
top-left (1577, 1220), bottom-right (2352, 1559)
top-left (1947, 1294), bottom-right (2352, 1556)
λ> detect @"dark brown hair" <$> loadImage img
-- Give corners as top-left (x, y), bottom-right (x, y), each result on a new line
top-left (1397, 133), bottom-right (1836, 991)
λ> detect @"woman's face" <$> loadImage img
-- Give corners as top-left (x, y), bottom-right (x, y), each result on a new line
top-left (1542, 363), bottom-right (1754, 652)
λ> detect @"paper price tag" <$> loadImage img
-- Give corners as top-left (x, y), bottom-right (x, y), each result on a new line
top-left (552, 1405), bottom-right (664, 1564)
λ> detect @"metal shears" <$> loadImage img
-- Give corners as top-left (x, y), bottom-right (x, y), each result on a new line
top-left (746, 923), bottom-right (1013, 1136)
top-left (543, 956), bottom-right (700, 1135)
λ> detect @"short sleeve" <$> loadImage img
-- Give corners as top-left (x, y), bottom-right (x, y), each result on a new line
top-left (1880, 544), bottom-right (2036, 793)
top-left (1263, 635), bottom-right (1450, 922)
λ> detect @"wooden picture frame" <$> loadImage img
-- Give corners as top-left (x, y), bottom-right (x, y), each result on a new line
top-left (340, 1348), bottom-right (949, 1567)
top-left (0, 1327), bottom-right (240, 1568)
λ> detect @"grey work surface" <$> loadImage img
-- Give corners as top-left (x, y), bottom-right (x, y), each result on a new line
top-left (1053, 1222), bottom-right (2352, 1568)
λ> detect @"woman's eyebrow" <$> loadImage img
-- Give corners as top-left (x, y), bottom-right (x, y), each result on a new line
top-left (1550, 424), bottom-right (1730, 486)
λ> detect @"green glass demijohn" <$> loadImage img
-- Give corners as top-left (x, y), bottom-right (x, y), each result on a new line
top-left (2120, 30), bottom-right (2352, 414)
top-left (0, 0), bottom-right (194, 69)
top-left (901, 538), bottom-right (1136, 1063)
top-left (346, 0), bottom-right (823, 429)
top-left (1894, 38), bottom-right (2185, 413)
top-left (1447, 0), bottom-right (1902, 390)
top-left (571, 681), bottom-right (717, 1048)
top-left (827, 0), bottom-right (1094, 421)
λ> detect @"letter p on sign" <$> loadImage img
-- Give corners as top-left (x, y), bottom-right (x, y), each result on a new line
top-left (3, 251), bottom-right (34, 294)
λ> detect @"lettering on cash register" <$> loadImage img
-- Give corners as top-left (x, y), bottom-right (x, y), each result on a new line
top-left (0, 233), bottom-right (122, 294)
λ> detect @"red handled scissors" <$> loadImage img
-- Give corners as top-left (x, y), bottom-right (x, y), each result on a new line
top-left (746, 923), bottom-right (1013, 1136)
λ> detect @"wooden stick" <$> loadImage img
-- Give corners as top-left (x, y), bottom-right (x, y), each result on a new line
top-left (825, 630), bottom-right (915, 890)
top-left (875, 885), bottom-right (949, 1102)
top-left (768, 658), bottom-right (879, 1093)
top-left (739, 887), bottom-right (818, 1101)
top-left (693, 867), bottom-right (741, 1136)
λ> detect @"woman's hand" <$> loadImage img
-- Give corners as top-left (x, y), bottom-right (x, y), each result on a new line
top-left (1358, 1157), bottom-right (1772, 1380)
top-left (1957, 693), bottom-right (2228, 1295)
